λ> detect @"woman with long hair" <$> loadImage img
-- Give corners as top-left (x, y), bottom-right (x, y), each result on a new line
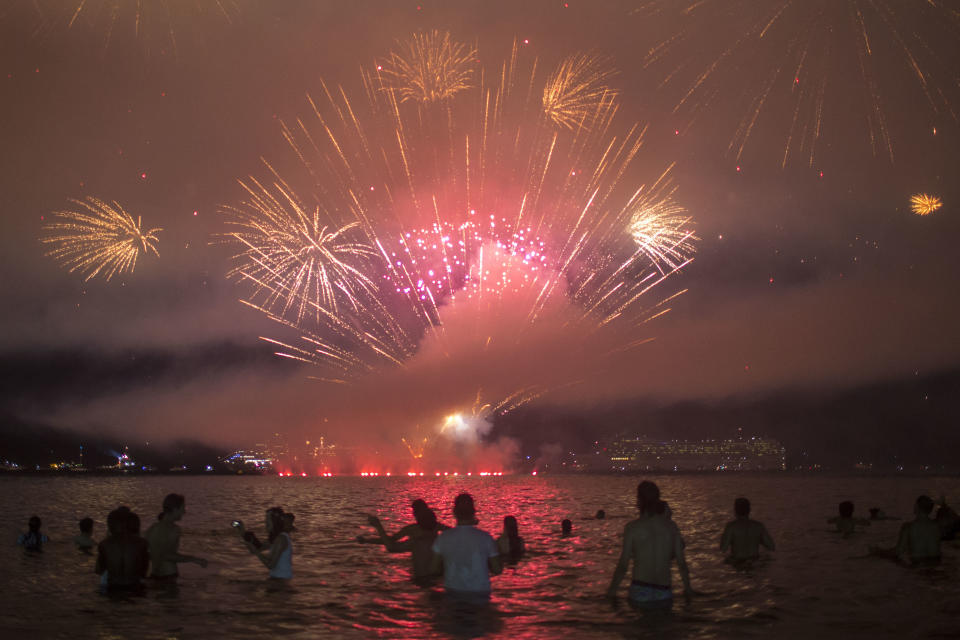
top-left (236, 507), bottom-right (293, 580)
top-left (497, 515), bottom-right (525, 561)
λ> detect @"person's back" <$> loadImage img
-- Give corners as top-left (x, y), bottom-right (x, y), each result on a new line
top-left (607, 481), bottom-right (692, 608)
top-left (97, 534), bottom-right (149, 588)
top-left (623, 513), bottom-right (676, 586)
top-left (721, 498), bottom-right (774, 562)
top-left (828, 501), bottom-right (868, 537)
top-left (269, 531), bottom-right (293, 579)
top-left (18, 516), bottom-right (49, 552)
top-left (897, 495), bottom-right (941, 564)
top-left (409, 526), bottom-right (439, 579)
top-left (431, 493), bottom-right (501, 594)
top-left (74, 517), bottom-right (95, 552)
top-left (96, 508), bottom-right (148, 591)
top-left (145, 518), bottom-right (180, 577)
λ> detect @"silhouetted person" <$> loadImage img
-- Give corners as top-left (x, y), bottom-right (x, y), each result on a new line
top-left (17, 516), bottom-right (48, 551)
top-left (720, 497), bottom-right (775, 563)
top-left (662, 501), bottom-right (685, 550)
top-left (283, 512), bottom-right (297, 534)
top-left (935, 496), bottom-right (959, 541)
top-left (96, 507), bottom-right (149, 593)
top-left (360, 499), bottom-right (445, 580)
top-left (430, 493), bottom-right (502, 596)
top-left (236, 507), bottom-right (292, 579)
top-left (145, 493), bottom-right (208, 580)
top-left (561, 519), bottom-right (573, 537)
top-left (607, 481), bottom-right (693, 608)
top-left (871, 495), bottom-right (942, 565)
top-left (896, 495), bottom-right (942, 564)
top-left (497, 515), bottom-right (525, 561)
top-left (74, 517), bottom-right (95, 552)
top-left (828, 501), bottom-right (869, 537)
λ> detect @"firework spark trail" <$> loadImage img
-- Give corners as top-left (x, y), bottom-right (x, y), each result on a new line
top-left (41, 196), bottom-right (161, 282)
top-left (218, 173), bottom-right (381, 325)
top-left (224, 33), bottom-right (696, 411)
top-left (39, 0), bottom-right (244, 58)
top-left (379, 30), bottom-right (476, 103)
top-left (635, 0), bottom-right (960, 166)
top-left (910, 193), bottom-right (942, 216)
top-left (542, 52), bottom-right (619, 130)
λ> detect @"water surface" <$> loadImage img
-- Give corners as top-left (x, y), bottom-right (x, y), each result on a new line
top-left (2, 474), bottom-right (958, 638)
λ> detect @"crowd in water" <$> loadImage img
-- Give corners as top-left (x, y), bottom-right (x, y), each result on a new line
top-left (15, 481), bottom-right (960, 608)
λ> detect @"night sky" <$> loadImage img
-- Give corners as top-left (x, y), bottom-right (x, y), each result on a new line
top-left (2, 1), bottom-right (959, 466)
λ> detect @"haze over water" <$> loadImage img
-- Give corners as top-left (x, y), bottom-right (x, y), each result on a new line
top-left (3, 474), bottom-right (959, 638)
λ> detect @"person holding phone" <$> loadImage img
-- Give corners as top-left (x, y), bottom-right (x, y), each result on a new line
top-left (235, 507), bottom-right (292, 580)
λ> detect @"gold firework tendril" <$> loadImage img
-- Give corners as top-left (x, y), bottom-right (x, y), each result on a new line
top-left (379, 30), bottom-right (476, 102)
top-left (218, 173), bottom-right (381, 326)
top-left (41, 196), bottom-right (161, 282)
top-left (629, 201), bottom-right (697, 272)
top-left (542, 52), bottom-right (619, 130)
top-left (27, 1), bottom-right (245, 59)
top-left (635, 0), bottom-right (960, 166)
top-left (230, 38), bottom-right (695, 392)
top-left (910, 193), bottom-right (942, 216)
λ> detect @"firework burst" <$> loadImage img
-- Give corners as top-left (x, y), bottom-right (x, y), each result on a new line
top-left (542, 52), bottom-right (619, 130)
top-left (218, 173), bottom-right (381, 325)
top-left (378, 30), bottom-right (476, 103)
top-left (910, 193), bottom-right (943, 216)
top-left (225, 37), bottom-right (696, 401)
top-left (635, 0), bottom-right (960, 166)
top-left (41, 196), bottom-right (161, 281)
top-left (28, 0), bottom-right (244, 58)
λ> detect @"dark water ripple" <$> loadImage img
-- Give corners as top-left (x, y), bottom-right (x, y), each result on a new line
top-left (1, 474), bottom-right (958, 638)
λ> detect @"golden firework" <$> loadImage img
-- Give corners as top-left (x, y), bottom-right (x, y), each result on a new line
top-left (230, 38), bottom-right (695, 385)
top-left (542, 52), bottom-right (618, 130)
top-left (379, 30), bottom-right (475, 103)
top-left (635, 0), bottom-right (960, 167)
top-left (910, 193), bottom-right (942, 216)
top-left (219, 174), bottom-right (381, 326)
top-left (41, 196), bottom-right (161, 281)
top-left (629, 202), bottom-right (697, 272)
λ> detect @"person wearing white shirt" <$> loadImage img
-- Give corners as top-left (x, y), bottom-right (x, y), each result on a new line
top-left (430, 493), bottom-right (502, 595)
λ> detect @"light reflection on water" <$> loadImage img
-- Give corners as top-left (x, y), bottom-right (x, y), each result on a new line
top-left (1, 474), bottom-right (959, 638)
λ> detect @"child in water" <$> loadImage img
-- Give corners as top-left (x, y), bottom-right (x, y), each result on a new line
top-left (18, 516), bottom-right (49, 551)
top-left (828, 501), bottom-right (870, 537)
top-left (74, 517), bottom-right (96, 552)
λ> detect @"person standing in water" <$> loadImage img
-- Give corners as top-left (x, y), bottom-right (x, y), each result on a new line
top-left (430, 493), bottom-right (502, 597)
top-left (359, 499), bottom-right (445, 580)
top-left (607, 481), bottom-right (694, 608)
top-left (237, 507), bottom-right (293, 580)
top-left (145, 493), bottom-right (208, 581)
top-left (74, 517), bottom-right (96, 553)
top-left (18, 516), bottom-right (49, 552)
top-left (720, 497), bottom-right (775, 563)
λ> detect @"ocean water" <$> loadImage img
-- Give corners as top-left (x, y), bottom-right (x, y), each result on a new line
top-left (1, 474), bottom-right (958, 639)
